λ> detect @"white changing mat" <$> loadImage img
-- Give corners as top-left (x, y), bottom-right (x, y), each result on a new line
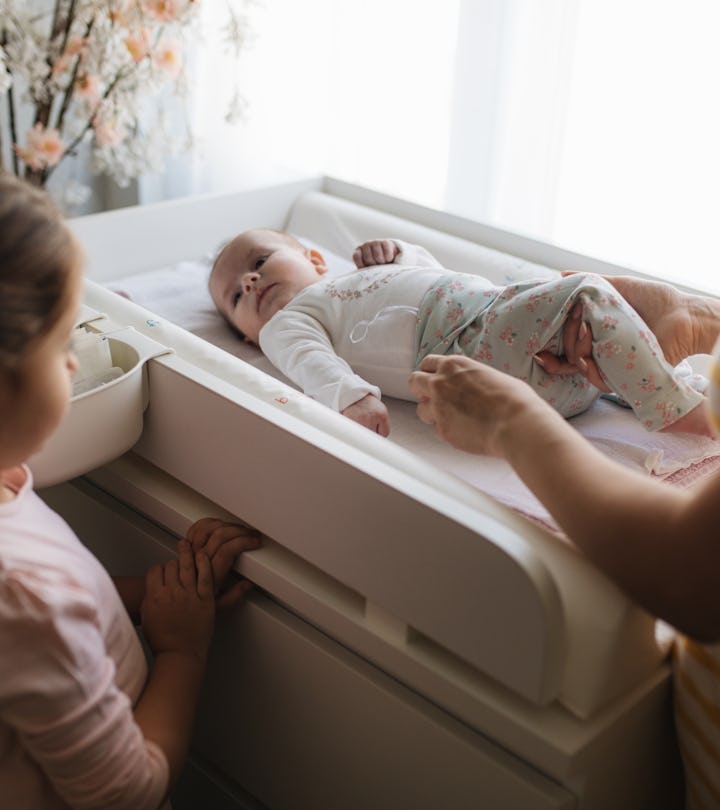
top-left (104, 250), bottom-right (720, 534)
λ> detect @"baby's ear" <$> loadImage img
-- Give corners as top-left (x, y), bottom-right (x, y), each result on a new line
top-left (306, 248), bottom-right (328, 275)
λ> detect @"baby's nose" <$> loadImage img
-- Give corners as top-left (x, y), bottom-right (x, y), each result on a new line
top-left (243, 271), bottom-right (260, 292)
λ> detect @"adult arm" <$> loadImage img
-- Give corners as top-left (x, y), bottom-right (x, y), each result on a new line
top-left (409, 354), bottom-right (720, 640)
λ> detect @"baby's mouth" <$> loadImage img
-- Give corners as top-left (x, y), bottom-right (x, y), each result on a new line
top-left (256, 282), bottom-right (277, 313)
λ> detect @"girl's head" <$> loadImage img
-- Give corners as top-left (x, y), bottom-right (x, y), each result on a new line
top-left (0, 173), bottom-right (83, 468)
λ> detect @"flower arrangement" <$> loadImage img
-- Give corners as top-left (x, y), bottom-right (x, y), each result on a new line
top-left (0, 0), bottom-right (250, 203)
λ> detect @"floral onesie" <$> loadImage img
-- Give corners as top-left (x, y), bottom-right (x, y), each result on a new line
top-left (258, 240), bottom-right (704, 430)
top-left (416, 272), bottom-right (705, 428)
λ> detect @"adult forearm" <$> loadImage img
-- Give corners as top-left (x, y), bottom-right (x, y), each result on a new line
top-left (498, 407), bottom-right (717, 636)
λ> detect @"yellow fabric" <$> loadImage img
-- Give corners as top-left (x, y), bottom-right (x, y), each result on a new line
top-left (674, 636), bottom-right (720, 809)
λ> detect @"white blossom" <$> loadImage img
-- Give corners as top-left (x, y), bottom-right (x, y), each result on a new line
top-left (0, 0), bottom-right (252, 195)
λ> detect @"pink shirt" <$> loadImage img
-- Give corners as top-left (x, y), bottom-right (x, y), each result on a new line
top-left (0, 466), bottom-right (168, 809)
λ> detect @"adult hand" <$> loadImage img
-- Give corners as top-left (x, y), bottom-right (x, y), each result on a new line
top-left (353, 239), bottom-right (399, 268)
top-left (533, 301), bottom-right (610, 392)
top-left (141, 540), bottom-right (214, 662)
top-left (409, 354), bottom-right (540, 456)
top-left (342, 393), bottom-right (391, 436)
top-left (186, 518), bottom-right (261, 610)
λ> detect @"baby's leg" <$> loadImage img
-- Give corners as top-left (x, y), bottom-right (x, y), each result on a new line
top-left (458, 278), bottom-right (602, 418)
top-left (571, 276), bottom-right (709, 433)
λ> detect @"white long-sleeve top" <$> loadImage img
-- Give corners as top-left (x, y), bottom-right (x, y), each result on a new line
top-left (259, 241), bottom-right (475, 411)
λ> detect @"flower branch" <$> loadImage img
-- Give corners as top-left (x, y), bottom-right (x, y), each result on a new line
top-left (0, 0), bottom-right (252, 204)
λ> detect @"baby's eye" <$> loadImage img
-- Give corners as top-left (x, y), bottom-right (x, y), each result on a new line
top-left (232, 290), bottom-right (242, 307)
top-left (255, 255), bottom-right (268, 270)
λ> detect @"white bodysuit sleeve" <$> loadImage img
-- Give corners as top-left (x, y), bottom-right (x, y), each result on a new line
top-left (391, 240), bottom-right (444, 269)
top-left (259, 310), bottom-right (381, 412)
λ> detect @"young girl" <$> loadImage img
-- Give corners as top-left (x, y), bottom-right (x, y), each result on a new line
top-left (0, 172), bottom-right (260, 809)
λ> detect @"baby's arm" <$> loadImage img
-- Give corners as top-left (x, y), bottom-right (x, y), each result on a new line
top-left (353, 239), bottom-right (443, 269)
top-left (260, 310), bottom-right (386, 423)
top-left (342, 393), bottom-right (390, 436)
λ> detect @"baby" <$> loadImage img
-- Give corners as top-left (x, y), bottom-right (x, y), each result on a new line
top-left (209, 228), bottom-right (709, 436)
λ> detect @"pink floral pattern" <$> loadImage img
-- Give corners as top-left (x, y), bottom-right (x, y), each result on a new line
top-left (416, 272), bottom-right (705, 428)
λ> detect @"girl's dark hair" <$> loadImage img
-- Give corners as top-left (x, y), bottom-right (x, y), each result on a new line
top-left (0, 173), bottom-right (78, 372)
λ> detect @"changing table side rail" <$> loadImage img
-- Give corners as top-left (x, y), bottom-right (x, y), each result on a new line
top-left (69, 177), bottom-right (324, 281)
top-left (132, 350), bottom-right (564, 707)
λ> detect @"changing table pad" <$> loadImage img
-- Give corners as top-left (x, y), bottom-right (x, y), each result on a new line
top-left (104, 243), bottom-right (720, 534)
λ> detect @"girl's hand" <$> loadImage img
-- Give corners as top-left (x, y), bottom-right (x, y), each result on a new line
top-left (141, 540), bottom-right (215, 661)
top-left (342, 393), bottom-right (391, 436)
top-left (353, 240), bottom-right (400, 268)
top-left (185, 519), bottom-right (261, 611)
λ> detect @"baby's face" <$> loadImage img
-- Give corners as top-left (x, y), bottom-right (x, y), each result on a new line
top-left (210, 229), bottom-right (327, 344)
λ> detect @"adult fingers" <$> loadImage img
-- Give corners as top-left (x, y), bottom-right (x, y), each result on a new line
top-left (417, 354), bottom-right (442, 373)
top-left (533, 352), bottom-right (578, 375)
top-left (415, 397), bottom-right (435, 425)
top-left (561, 303), bottom-right (584, 366)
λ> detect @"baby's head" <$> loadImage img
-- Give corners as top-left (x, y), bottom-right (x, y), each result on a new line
top-left (209, 228), bottom-right (327, 344)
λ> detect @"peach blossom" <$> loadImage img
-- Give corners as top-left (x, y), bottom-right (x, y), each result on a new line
top-left (93, 115), bottom-right (128, 148)
top-left (142, 0), bottom-right (180, 22)
top-left (109, 0), bottom-right (135, 26)
top-left (75, 73), bottom-right (102, 103)
top-left (124, 28), bottom-right (152, 63)
top-left (152, 37), bottom-right (183, 79)
top-left (15, 124), bottom-right (65, 170)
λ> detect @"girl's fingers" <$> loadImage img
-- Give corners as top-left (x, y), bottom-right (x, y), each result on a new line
top-left (215, 579), bottom-right (254, 611)
top-left (203, 525), bottom-right (261, 559)
top-left (185, 517), bottom-right (225, 550)
top-left (146, 563), bottom-right (164, 591)
top-left (177, 540), bottom-right (196, 588)
top-left (164, 558), bottom-right (179, 586)
top-left (195, 552), bottom-right (214, 600)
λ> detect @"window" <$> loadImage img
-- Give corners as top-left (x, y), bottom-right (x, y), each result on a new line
top-left (176, 0), bottom-right (720, 292)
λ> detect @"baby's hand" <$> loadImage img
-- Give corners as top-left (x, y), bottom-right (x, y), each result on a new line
top-left (353, 240), bottom-right (400, 268)
top-left (342, 393), bottom-right (390, 436)
top-left (186, 518), bottom-right (261, 610)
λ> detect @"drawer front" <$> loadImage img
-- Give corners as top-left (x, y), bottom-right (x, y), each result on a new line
top-left (40, 481), bottom-right (572, 810)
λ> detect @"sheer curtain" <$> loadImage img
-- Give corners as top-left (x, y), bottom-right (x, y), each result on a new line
top-left (157, 0), bottom-right (720, 292)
